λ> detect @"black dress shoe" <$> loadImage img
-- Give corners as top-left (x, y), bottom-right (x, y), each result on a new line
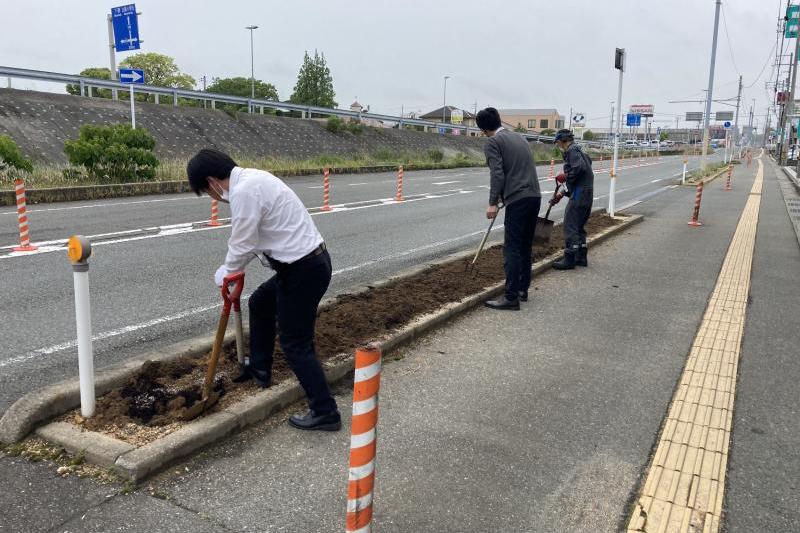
top-left (232, 365), bottom-right (271, 388)
top-left (289, 410), bottom-right (342, 431)
top-left (518, 291), bottom-right (528, 302)
top-left (484, 296), bottom-right (520, 310)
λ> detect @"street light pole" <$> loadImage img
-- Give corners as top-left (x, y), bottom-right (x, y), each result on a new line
top-left (700, 0), bottom-right (722, 171)
top-left (246, 25), bottom-right (258, 111)
top-left (609, 101), bottom-right (615, 143)
top-left (442, 75), bottom-right (450, 125)
top-left (610, 48), bottom-right (625, 217)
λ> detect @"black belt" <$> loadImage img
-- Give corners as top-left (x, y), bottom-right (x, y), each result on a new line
top-left (265, 243), bottom-right (326, 272)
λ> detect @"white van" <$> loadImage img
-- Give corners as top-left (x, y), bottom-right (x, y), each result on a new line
top-left (624, 140), bottom-right (638, 147)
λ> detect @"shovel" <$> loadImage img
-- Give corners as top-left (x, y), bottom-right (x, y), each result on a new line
top-left (466, 203), bottom-right (504, 274)
top-left (182, 271), bottom-right (245, 421)
top-left (534, 184), bottom-right (561, 246)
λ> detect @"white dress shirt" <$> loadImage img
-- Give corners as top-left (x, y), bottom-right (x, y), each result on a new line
top-left (215, 167), bottom-right (323, 285)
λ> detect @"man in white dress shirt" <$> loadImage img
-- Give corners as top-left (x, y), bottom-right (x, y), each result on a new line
top-left (187, 149), bottom-right (340, 431)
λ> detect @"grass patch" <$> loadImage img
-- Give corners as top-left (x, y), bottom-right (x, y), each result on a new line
top-left (686, 161), bottom-right (729, 183)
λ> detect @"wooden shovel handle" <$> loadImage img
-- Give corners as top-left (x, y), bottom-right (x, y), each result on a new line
top-left (202, 310), bottom-right (230, 400)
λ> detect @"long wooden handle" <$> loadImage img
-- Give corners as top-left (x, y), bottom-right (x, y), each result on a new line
top-left (202, 311), bottom-right (229, 400)
top-left (471, 216), bottom-right (497, 265)
top-left (233, 310), bottom-right (244, 365)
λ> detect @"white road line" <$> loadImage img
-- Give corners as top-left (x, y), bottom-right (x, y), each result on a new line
top-left (348, 182), bottom-right (370, 186)
top-left (4, 224), bottom-right (507, 366)
top-left (0, 195), bottom-right (201, 216)
top-left (432, 180), bottom-right (461, 185)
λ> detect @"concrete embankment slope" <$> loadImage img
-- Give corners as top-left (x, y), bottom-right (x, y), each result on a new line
top-left (0, 88), bottom-right (485, 164)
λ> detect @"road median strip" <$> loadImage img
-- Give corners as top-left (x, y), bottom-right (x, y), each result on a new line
top-left (0, 211), bottom-right (642, 482)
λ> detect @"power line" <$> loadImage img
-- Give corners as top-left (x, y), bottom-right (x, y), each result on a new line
top-left (745, 40), bottom-right (778, 89)
top-left (720, 5), bottom-right (740, 74)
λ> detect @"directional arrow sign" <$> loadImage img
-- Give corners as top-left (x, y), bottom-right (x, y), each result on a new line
top-left (111, 4), bottom-right (140, 51)
top-left (119, 68), bottom-right (144, 84)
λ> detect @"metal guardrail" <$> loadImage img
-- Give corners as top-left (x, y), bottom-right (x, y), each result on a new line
top-left (1, 65), bottom-right (611, 147)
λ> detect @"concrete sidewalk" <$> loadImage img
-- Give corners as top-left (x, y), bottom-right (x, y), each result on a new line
top-left (2, 158), bottom-right (796, 532)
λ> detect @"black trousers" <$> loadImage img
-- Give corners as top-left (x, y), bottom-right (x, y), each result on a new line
top-left (563, 186), bottom-right (593, 251)
top-left (248, 250), bottom-right (337, 415)
top-left (503, 196), bottom-right (542, 300)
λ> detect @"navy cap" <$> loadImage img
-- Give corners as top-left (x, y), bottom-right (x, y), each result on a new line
top-left (554, 129), bottom-right (574, 142)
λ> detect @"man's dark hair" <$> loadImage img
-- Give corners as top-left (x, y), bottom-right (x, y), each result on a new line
top-left (186, 149), bottom-right (238, 195)
top-left (476, 107), bottom-right (502, 131)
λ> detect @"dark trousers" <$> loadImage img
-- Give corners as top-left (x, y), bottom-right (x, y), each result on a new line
top-left (564, 186), bottom-right (593, 251)
top-left (248, 250), bottom-right (337, 415)
top-left (503, 196), bottom-right (542, 300)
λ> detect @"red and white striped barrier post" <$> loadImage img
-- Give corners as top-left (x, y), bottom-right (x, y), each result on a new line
top-left (599, 155), bottom-right (604, 170)
top-left (346, 345), bottom-right (382, 533)
top-left (724, 165), bottom-right (733, 191)
top-left (207, 199), bottom-right (222, 227)
top-left (395, 165), bottom-right (404, 202)
top-left (322, 167), bottom-right (332, 211)
top-left (13, 179), bottom-right (37, 252)
top-left (688, 181), bottom-right (704, 227)
top-left (549, 159), bottom-right (555, 180)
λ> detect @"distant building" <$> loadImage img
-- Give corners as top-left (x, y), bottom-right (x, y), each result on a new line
top-left (499, 109), bottom-right (565, 133)
top-left (419, 106), bottom-right (476, 128)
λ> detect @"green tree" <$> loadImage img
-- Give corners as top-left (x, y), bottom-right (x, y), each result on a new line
top-left (206, 77), bottom-right (278, 100)
top-left (0, 134), bottom-right (33, 174)
top-left (540, 128), bottom-right (556, 137)
top-left (514, 123), bottom-right (527, 133)
top-left (660, 131), bottom-right (669, 141)
top-left (583, 129), bottom-right (595, 140)
top-left (290, 50), bottom-right (337, 108)
top-left (64, 124), bottom-right (158, 182)
top-left (119, 53), bottom-right (195, 89)
top-left (66, 67), bottom-right (113, 98)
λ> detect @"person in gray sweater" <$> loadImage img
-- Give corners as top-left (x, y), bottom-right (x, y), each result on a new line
top-left (477, 107), bottom-right (542, 310)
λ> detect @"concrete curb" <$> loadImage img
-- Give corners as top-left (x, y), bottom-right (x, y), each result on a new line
top-left (780, 165), bottom-right (800, 193)
top-left (0, 162), bottom-right (486, 206)
top-left (1, 214), bottom-right (642, 482)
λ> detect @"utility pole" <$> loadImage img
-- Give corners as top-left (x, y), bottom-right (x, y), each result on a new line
top-left (442, 75), bottom-right (450, 125)
top-left (733, 75), bottom-right (742, 154)
top-left (107, 14), bottom-right (119, 101)
top-left (701, 0), bottom-right (722, 170)
top-left (786, 29), bottom-right (800, 161)
top-left (246, 25), bottom-right (258, 112)
top-left (569, 106), bottom-right (573, 130)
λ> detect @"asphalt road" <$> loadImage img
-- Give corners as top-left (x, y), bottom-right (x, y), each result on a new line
top-left (0, 153), bottom-right (721, 414)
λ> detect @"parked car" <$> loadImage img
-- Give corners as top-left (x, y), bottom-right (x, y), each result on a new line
top-left (624, 140), bottom-right (638, 147)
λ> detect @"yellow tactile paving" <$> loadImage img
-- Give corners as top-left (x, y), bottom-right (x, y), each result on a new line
top-left (627, 159), bottom-right (764, 532)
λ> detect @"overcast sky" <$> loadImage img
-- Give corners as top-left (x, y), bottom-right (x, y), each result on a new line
top-left (0, 0), bottom-right (784, 130)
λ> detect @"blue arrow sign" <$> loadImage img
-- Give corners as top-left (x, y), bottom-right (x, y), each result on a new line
top-left (626, 113), bottom-right (641, 127)
top-left (119, 68), bottom-right (144, 84)
top-left (723, 121), bottom-right (732, 129)
top-left (112, 4), bottom-right (140, 51)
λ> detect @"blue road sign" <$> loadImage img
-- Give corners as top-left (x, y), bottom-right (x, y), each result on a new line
top-left (626, 113), bottom-right (641, 127)
top-left (112, 4), bottom-right (140, 51)
top-left (119, 68), bottom-right (144, 84)
top-left (723, 121), bottom-right (732, 129)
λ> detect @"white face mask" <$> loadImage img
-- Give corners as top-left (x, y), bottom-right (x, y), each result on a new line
top-left (210, 181), bottom-right (229, 203)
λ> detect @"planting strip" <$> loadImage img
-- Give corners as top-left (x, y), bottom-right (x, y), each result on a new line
top-left (2, 214), bottom-right (642, 482)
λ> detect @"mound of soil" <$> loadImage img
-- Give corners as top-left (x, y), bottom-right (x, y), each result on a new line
top-left (65, 213), bottom-right (622, 444)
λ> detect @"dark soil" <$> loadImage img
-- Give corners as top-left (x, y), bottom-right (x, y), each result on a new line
top-left (68, 213), bottom-right (622, 443)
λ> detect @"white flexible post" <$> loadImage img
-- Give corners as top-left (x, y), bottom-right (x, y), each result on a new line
top-left (68, 236), bottom-right (95, 417)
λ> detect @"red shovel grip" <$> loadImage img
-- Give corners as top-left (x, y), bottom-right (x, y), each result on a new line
top-left (221, 272), bottom-right (245, 313)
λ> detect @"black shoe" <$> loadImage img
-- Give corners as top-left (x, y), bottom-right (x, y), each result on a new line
top-left (518, 291), bottom-right (528, 302)
top-left (485, 296), bottom-right (520, 310)
top-left (576, 246), bottom-right (588, 267)
top-left (552, 252), bottom-right (576, 270)
top-left (289, 410), bottom-right (342, 431)
top-left (232, 365), bottom-right (271, 388)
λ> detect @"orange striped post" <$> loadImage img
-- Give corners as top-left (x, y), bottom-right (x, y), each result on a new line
top-left (322, 167), bottom-right (332, 211)
top-left (724, 165), bottom-right (733, 191)
top-left (346, 345), bottom-right (381, 533)
top-left (549, 159), bottom-right (555, 179)
top-left (688, 181), bottom-right (704, 227)
top-left (13, 179), bottom-right (37, 252)
top-left (599, 155), bottom-right (603, 170)
top-left (207, 199), bottom-right (222, 227)
top-left (395, 165), bottom-right (404, 202)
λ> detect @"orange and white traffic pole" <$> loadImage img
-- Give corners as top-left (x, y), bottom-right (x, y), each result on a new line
top-left (688, 181), bottom-right (704, 227)
top-left (13, 179), bottom-right (37, 252)
top-left (724, 165), bottom-right (733, 191)
top-left (395, 165), bottom-right (404, 202)
top-left (681, 154), bottom-right (688, 185)
top-left (207, 199), bottom-right (222, 227)
top-left (346, 345), bottom-right (382, 533)
top-left (322, 167), bottom-right (332, 211)
top-left (549, 159), bottom-right (555, 179)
